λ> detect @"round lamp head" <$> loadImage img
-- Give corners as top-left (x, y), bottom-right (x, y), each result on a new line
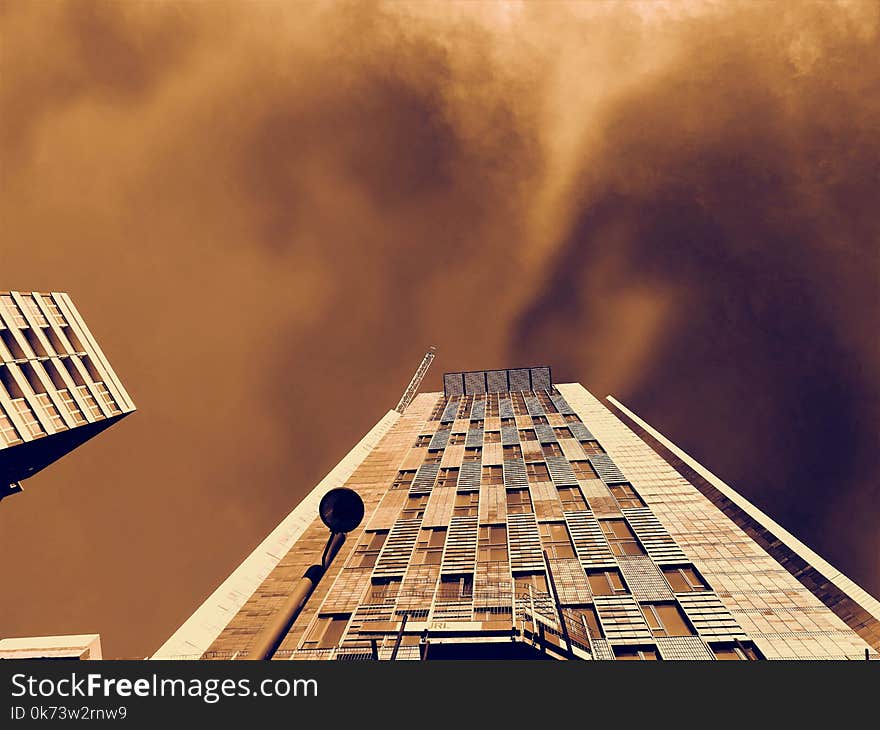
top-left (319, 487), bottom-right (365, 534)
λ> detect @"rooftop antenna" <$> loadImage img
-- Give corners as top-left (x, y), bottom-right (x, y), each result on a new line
top-left (395, 346), bottom-right (436, 414)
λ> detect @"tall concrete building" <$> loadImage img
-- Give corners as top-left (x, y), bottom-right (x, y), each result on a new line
top-left (0, 290), bottom-right (134, 500)
top-left (155, 366), bottom-right (879, 660)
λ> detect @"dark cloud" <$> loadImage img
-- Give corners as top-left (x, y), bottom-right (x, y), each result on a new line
top-left (0, 1), bottom-right (876, 658)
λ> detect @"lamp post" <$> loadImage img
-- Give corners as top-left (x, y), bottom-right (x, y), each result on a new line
top-left (246, 487), bottom-right (365, 660)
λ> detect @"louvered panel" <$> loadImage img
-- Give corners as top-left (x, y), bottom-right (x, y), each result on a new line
top-left (498, 397), bottom-right (514, 418)
top-left (366, 490), bottom-right (408, 530)
top-left (558, 438), bottom-right (585, 462)
top-left (431, 601), bottom-right (473, 622)
top-left (397, 567), bottom-right (439, 612)
top-left (457, 461), bottom-right (482, 491)
top-left (422, 487), bottom-right (456, 527)
top-left (481, 442), bottom-right (503, 465)
top-left (428, 428), bottom-right (450, 450)
top-left (464, 372), bottom-right (487, 395)
top-left (564, 511), bottom-right (617, 568)
top-left (440, 444), bottom-right (464, 467)
top-left (548, 558), bottom-right (592, 604)
top-left (501, 425), bottom-right (519, 446)
top-left (524, 395), bottom-right (544, 416)
top-left (479, 483), bottom-right (507, 523)
top-left (465, 427), bottom-right (484, 448)
top-left (409, 463), bottom-right (440, 495)
top-left (344, 604), bottom-right (394, 643)
top-left (441, 516), bottom-right (478, 573)
top-left (530, 367), bottom-right (551, 390)
top-left (469, 399), bottom-right (486, 420)
top-left (677, 592), bottom-right (749, 642)
top-left (487, 370), bottom-right (508, 393)
top-left (507, 513), bottom-right (545, 572)
top-left (502, 458), bottom-right (528, 489)
top-left (567, 421), bottom-right (595, 441)
top-left (622, 508), bottom-right (689, 563)
top-left (593, 595), bottom-right (653, 642)
top-left (655, 636), bottom-right (714, 660)
top-left (321, 568), bottom-right (372, 613)
top-left (534, 424), bottom-right (556, 444)
top-left (579, 479), bottom-right (621, 517)
top-left (545, 455), bottom-right (578, 486)
top-left (589, 639), bottom-right (615, 660)
top-left (588, 453), bottom-right (627, 484)
top-left (550, 394), bottom-right (575, 415)
top-left (440, 398), bottom-right (460, 422)
top-left (372, 519), bottom-right (421, 579)
top-left (530, 482), bottom-right (564, 520)
top-left (616, 555), bottom-right (675, 601)
top-left (508, 368), bottom-right (530, 391)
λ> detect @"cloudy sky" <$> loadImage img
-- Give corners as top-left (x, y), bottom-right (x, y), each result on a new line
top-left (1, 0), bottom-right (877, 658)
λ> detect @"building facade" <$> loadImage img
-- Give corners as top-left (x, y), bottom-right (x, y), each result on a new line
top-left (0, 291), bottom-right (135, 499)
top-left (155, 366), bottom-right (880, 660)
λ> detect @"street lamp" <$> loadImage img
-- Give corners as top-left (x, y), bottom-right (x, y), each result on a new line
top-left (247, 487), bottom-right (365, 660)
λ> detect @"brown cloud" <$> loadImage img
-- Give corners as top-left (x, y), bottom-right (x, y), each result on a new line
top-left (0, 1), bottom-right (876, 657)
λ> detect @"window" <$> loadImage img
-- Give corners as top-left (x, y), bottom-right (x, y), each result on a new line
top-left (614, 645), bottom-right (659, 661)
top-left (457, 397), bottom-right (473, 419)
top-left (500, 417), bottom-right (514, 426)
top-left (532, 415), bottom-right (549, 425)
top-left (505, 488), bottom-right (532, 514)
top-left (553, 427), bottom-right (572, 439)
top-left (710, 642), bottom-right (762, 660)
top-left (414, 434), bottom-right (432, 447)
top-left (0, 409), bottom-right (22, 446)
top-left (429, 398), bottom-right (447, 421)
top-left (641, 603), bottom-right (696, 637)
top-left (484, 431), bottom-right (501, 443)
top-left (485, 397), bottom-right (499, 417)
top-left (453, 491), bottom-right (479, 517)
top-left (587, 570), bottom-right (627, 596)
top-left (542, 443), bottom-right (563, 457)
top-left (74, 386), bottom-right (103, 420)
top-left (302, 615), bottom-right (350, 650)
top-left (0, 296), bottom-right (27, 328)
top-left (352, 530), bottom-right (388, 567)
top-left (367, 578), bottom-right (401, 603)
top-left (481, 465), bottom-right (503, 485)
top-left (93, 382), bottom-right (120, 415)
top-left (525, 462), bottom-right (550, 482)
top-left (413, 529), bottom-right (446, 565)
top-left (518, 429), bottom-right (537, 442)
top-left (470, 419), bottom-right (484, 429)
top-left (610, 483), bottom-right (645, 509)
top-left (514, 573), bottom-right (549, 598)
top-left (539, 522), bottom-right (575, 558)
top-left (478, 525), bottom-right (507, 562)
top-left (662, 566), bottom-right (708, 592)
top-left (21, 297), bottom-right (48, 327)
top-left (463, 447), bottom-right (482, 462)
top-left (564, 413), bottom-right (581, 423)
top-left (34, 393), bottom-right (66, 431)
top-left (436, 468), bottom-right (459, 488)
top-left (438, 574), bottom-right (473, 601)
top-left (54, 389), bottom-right (86, 426)
top-left (43, 298), bottom-right (67, 327)
top-left (557, 486), bottom-right (587, 511)
top-left (11, 399), bottom-right (45, 438)
top-left (570, 461), bottom-right (598, 479)
top-left (600, 519), bottom-right (645, 556)
top-left (401, 495), bottom-right (429, 520)
top-left (449, 433), bottom-right (466, 445)
top-left (503, 444), bottom-right (522, 460)
top-left (391, 470), bottom-right (416, 490)
top-left (566, 606), bottom-right (603, 639)
top-left (580, 440), bottom-right (605, 455)
top-left (423, 450), bottom-right (442, 464)
top-left (512, 393), bottom-right (529, 415)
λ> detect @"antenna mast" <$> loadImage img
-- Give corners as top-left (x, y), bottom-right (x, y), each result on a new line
top-left (395, 347), bottom-right (436, 414)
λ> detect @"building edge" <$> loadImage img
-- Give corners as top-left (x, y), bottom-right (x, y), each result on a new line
top-left (602, 392), bottom-right (880, 652)
top-left (151, 409), bottom-right (401, 659)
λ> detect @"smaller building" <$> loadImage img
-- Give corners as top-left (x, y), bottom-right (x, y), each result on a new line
top-left (0, 634), bottom-right (103, 660)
